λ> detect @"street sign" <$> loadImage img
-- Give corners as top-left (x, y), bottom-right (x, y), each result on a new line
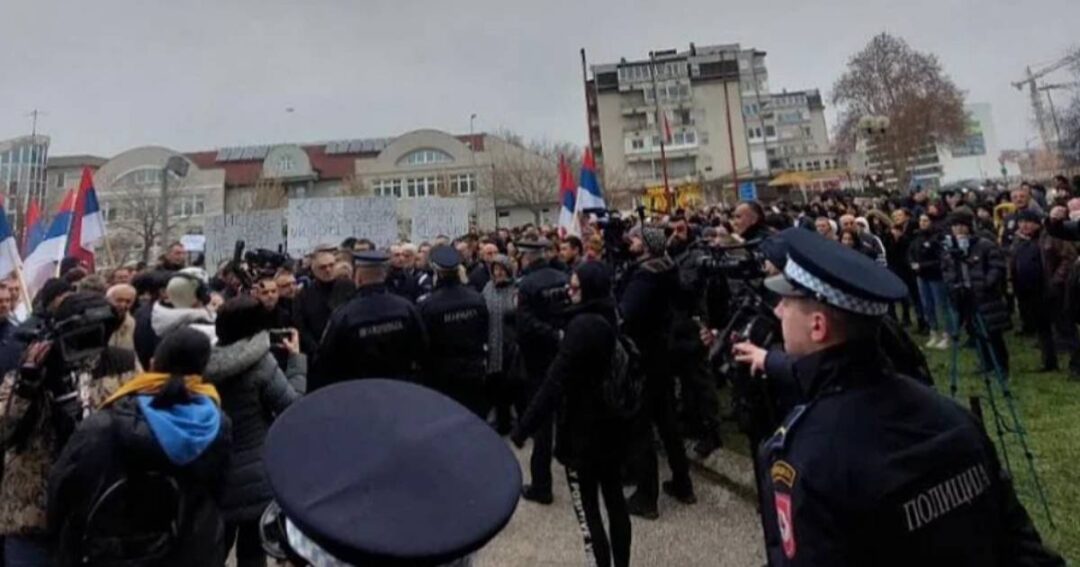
top-left (738, 182), bottom-right (757, 201)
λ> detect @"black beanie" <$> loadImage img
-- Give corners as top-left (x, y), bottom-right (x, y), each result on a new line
top-left (215, 296), bottom-right (271, 346)
top-left (573, 260), bottom-right (612, 303)
top-left (153, 327), bottom-right (212, 375)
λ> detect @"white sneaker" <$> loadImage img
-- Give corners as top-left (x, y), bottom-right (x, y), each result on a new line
top-left (925, 331), bottom-right (940, 349)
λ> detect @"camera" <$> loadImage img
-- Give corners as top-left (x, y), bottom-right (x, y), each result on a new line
top-left (15, 304), bottom-right (116, 366)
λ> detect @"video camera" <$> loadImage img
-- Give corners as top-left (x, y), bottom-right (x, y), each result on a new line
top-left (15, 304), bottom-right (116, 366)
top-left (229, 240), bottom-right (291, 291)
top-left (694, 241), bottom-right (766, 282)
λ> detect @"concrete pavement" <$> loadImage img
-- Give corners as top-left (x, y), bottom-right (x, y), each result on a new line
top-left (475, 444), bottom-right (764, 566)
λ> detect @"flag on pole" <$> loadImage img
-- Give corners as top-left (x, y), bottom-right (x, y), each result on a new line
top-left (557, 155), bottom-right (578, 237)
top-left (0, 198), bottom-right (22, 280)
top-left (67, 167), bottom-right (105, 271)
top-left (657, 108), bottom-right (673, 144)
top-left (24, 190), bottom-right (74, 298)
top-left (573, 148), bottom-right (605, 215)
top-left (23, 199), bottom-right (44, 258)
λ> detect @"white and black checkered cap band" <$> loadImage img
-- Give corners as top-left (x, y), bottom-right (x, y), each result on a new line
top-left (783, 257), bottom-right (890, 316)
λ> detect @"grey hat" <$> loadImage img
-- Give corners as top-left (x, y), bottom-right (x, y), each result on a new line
top-left (642, 227), bottom-right (668, 257)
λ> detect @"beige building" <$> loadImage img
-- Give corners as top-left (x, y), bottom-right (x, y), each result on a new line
top-left (588, 44), bottom-right (754, 206)
top-left (44, 154), bottom-right (107, 212)
top-left (765, 89), bottom-right (841, 173)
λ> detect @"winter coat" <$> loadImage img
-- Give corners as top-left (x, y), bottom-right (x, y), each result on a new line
top-left (909, 228), bottom-right (945, 281)
top-left (1009, 231), bottom-right (1077, 298)
top-left (941, 235), bottom-right (1012, 333)
top-left (513, 296), bottom-right (626, 473)
top-left (618, 255), bottom-right (677, 369)
top-left (482, 279), bottom-right (517, 374)
top-left (48, 389), bottom-right (232, 567)
top-left (203, 332), bottom-right (305, 522)
top-left (0, 348), bottom-right (138, 536)
top-left (292, 278), bottom-right (356, 356)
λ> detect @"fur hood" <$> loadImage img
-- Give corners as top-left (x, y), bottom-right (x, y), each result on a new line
top-left (204, 332), bottom-right (271, 383)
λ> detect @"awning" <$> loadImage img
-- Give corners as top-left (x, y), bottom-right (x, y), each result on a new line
top-left (768, 169), bottom-right (852, 187)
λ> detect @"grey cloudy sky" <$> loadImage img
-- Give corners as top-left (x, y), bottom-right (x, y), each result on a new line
top-left (2, 0), bottom-right (1077, 156)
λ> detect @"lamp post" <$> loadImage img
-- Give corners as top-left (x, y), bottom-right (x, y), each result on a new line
top-left (160, 155), bottom-right (190, 251)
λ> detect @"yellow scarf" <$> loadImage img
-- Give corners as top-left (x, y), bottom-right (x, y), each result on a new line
top-left (102, 373), bottom-right (221, 408)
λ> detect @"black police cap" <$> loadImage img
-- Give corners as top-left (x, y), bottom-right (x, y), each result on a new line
top-left (352, 250), bottom-right (390, 267)
top-left (429, 245), bottom-right (462, 271)
top-left (515, 238), bottom-right (551, 251)
top-left (765, 229), bottom-right (907, 316)
top-left (264, 380), bottom-right (521, 566)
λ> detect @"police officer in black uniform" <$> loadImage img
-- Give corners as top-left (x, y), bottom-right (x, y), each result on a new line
top-left (310, 250), bottom-right (428, 391)
top-left (418, 245), bottom-right (490, 417)
top-left (732, 230), bottom-right (1063, 566)
top-left (515, 238), bottom-right (569, 505)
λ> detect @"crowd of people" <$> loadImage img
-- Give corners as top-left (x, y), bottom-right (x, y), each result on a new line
top-left (0, 174), bottom-right (1074, 565)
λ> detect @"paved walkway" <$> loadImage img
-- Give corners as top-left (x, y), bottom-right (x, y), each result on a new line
top-left (475, 444), bottom-right (764, 566)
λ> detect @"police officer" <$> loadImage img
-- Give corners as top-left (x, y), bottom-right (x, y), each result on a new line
top-left (310, 251), bottom-right (428, 391)
top-left (515, 237), bottom-right (569, 505)
top-left (732, 230), bottom-right (1063, 566)
top-left (418, 245), bottom-right (490, 417)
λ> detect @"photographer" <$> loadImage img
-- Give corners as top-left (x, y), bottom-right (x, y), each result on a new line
top-left (941, 209), bottom-right (1011, 375)
top-left (0, 292), bottom-right (138, 563)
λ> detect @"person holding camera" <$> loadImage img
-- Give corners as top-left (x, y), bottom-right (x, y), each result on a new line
top-left (732, 229), bottom-right (1063, 566)
top-left (0, 292), bottom-right (138, 564)
top-left (941, 209), bottom-right (1012, 376)
top-left (203, 296), bottom-right (306, 567)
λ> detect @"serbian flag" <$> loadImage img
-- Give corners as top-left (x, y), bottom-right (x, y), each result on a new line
top-left (67, 167), bottom-right (106, 271)
top-left (23, 199), bottom-right (45, 258)
top-left (557, 155), bottom-right (578, 237)
top-left (25, 190), bottom-right (74, 297)
top-left (573, 148), bottom-right (605, 215)
top-left (657, 108), bottom-right (673, 144)
top-left (0, 198), bottom-right (22, 281)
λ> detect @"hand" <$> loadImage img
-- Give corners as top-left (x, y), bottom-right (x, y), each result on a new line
top-left (699, 327), bottom-right (718, 348)
top-left (207, 292), bottom-right (225, 312)
top-left (732, 341), bottom-right (767, 375)
top-left (1050, 206), bottom-right (1067, 222)
top-left (283, 329), bottom-right (301, 355)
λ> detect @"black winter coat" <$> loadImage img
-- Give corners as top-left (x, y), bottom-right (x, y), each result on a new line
top-left (619, 256), bottom-right (677, 368)
top-left (513, 297), bottom-right (627, 473)
top-left (292, 278), bottom-right (355, 356)
top-left (204, 332), bottom-right (305, 523)
top-left (909, 229), bottom-right (944, 281)
top-left (48, 394), bottom-right (232, 567)
top-left (940, 236), bottom-right (1012, 333)
top-left (515, 260), bottom-right (569, 382)
top-left (418, 279), bottom-right (490, 402)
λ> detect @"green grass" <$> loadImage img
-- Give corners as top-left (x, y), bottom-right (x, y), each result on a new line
top-left (715, 329), bottom-right (1080, 562)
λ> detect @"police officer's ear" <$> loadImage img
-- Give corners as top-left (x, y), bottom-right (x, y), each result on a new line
top-left (809, 311), bottom-right (830, 343)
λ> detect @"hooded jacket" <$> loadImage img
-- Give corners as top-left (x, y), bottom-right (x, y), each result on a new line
top-left (618, 254), bottom-right (677, 367)
top-left (47, 380), bottom-right (232, 567)
top-left (150, 301), bottom-right (216, 342)
top-left (204, 332), bottom-right (305, 522)
top-left (514, 261), bottom-right (627, 472)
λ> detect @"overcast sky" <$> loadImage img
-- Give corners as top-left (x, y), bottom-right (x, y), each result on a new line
top-left (2, 0), bottom-right (1077, 157)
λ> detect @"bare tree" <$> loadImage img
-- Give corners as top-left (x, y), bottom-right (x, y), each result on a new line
top-left (106, 180), bottom-right (169, 265)
top-left (1060, 49), bottom-right (1080, 167)
top-left (488, 130), bottom-right (579, 225)
top-left (832, 33), bottom-right (967, 190)
top-left (251, 176), bottom-right (287, 210)
top-left (340, 174), bottom-right (371, 197)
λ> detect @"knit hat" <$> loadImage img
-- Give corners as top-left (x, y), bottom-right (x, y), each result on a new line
top-left (948, 207), bottom-right (975, 229)
top-left (642, 227), bottom-right (668, 257)
top-left (166, 275), bottom-right (201, 309)
top-left (1016, 209), bottom-right (1043, 224)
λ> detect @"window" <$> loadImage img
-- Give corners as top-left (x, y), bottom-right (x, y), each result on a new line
top-left (450, 173), bottom-right (476, 195)
top-left (373, 179), bottom-right (403, 198)
top-left (678, 110), bottom-right (691, 125)
top-left (765, 125), bottom-right (776, 137)
top-left (398, 148), bottom-right (453, 166)
top-left (404, 177), bottom-right (439, 198)
top-left (652, 136), bottom-right (661, 147)
top-left (277, 154), bottom-right (295, 172)
top-left (631, 139), bottom-right (644, 150)
top-left (54, 174), bottom-right (64, 189)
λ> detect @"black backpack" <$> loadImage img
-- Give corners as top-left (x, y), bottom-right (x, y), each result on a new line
top-left (80, 471), bottom-right (187, 566)
top-left (600, 332), bottom-right (646, 418)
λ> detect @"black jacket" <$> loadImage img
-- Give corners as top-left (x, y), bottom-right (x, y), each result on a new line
top-left (515, 259), bottom-right (569, 382)
top-left (204, 333), bottom-right (305, 522)
top-left (133, 301), bottom-right (158, 371)
top-left (292, 278), bottom-right (355, 356)
top-left (468, 263), bottom-right (490, 293)
top-left (418, 278), bottom-right (490, 403)
top-left (48, 393), bottom-right (232, 567)
top-left (940, 235), bottom-right (1011, 333)
top-left (908, 229), bottom-right (944, 281)
top-left (513, 295), bottom-right (626, 473)
top-left (387, 268), bottom-right (422, 303)
top-left (311, 283), bottom-right (428, 390)
top-left (757, 342), bottom-right (1063, 566)
top-left (618, 255), bottom-right (677, 368)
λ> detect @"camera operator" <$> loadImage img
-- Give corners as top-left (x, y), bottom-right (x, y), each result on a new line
top-left (620, 227), bottom-right (695, 519)
top-left (0, 292), bottom-right (138, 563)
top-left (941, 209), bottom-right (1011, 376)
top-left (729, 230), bottom-right (1063, 566)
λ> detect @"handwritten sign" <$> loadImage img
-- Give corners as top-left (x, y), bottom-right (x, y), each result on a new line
top-left (411, 198), bottom-right (472, 243)
top-left (287, 197), bottom-right (398, 255)
top-left (204, 210), bottom-right (285, 269)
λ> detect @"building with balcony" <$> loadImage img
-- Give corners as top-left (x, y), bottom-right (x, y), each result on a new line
top-left (0, 135), bottom-right (50, 232)
top-left (587, 44), bottom-right (754, 206)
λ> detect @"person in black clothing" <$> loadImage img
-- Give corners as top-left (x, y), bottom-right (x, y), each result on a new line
top-left (386, 244), bottom-right (423, 302)
top-left (130, 270), bottom-right (172, 370)
top-left (310, 251), bottom-right (427, 391)
top-left (732, 200), bottom-right (775, 243)
top-left (885, 208), bottom-right (925, 331)
top-left (909, 214), bottom-right (954, 350)
top-left (732, 229), bottom-right (1063, 566)
top-left (621, 227), bottom-right (695, 519)
top-left (468, 242), bottom-right (498, 292)
top-left (559, 236), bottom-right (584, 273)
top-left (418, 246), bottom-right (490, 417)
top-left (515, 238), bottom-right (569, 505)
top-left (513, 261), bottom-right (631, 567)
top-left (291, 247), bottom-right (355, 358)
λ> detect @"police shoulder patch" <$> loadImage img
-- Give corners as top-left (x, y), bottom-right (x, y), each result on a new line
top-left (771, 460), bottom-right (797, 489)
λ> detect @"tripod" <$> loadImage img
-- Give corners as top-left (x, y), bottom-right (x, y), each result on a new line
top-left (946, 304), bottom-right (1055, 528)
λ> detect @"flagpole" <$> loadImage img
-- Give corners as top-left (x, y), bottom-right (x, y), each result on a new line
top-left (648, 52), bottom-right (672, 213)
top-left (13, 265), bottom-right (32, 315)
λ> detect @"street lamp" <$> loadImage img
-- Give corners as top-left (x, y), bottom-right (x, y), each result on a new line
top-left (160, 155), bottom-right (190, 250)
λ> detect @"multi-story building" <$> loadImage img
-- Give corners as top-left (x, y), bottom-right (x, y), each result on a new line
top-left (44, 155), bottom-right (108, 212)
top-left (587, 44), bottom-right (753, 207)
top-left (0, 135), bottom-right (50, 229)
top-left (764, 89), bottom-right (840, 173)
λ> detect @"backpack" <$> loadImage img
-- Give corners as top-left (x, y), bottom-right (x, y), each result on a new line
top-left (80, 471), bottom-right (187, 566)
top-left (600, 332), bottom-right (646, 418)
